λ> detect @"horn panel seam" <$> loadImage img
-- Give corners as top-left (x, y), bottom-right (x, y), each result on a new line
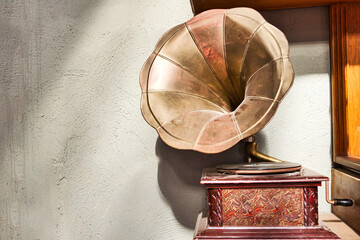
top-left (193, 114), bottom-right (220, 150)
top-left (241, 101), bottom-right (280, 137)
top-left (144, 25), bottom-right (186, 138)
top-left (146, 90), bottom-right (229, 113)
top-left (156, 53), bottom-right (232, 109)
top-left (238, 21), bottom-right (266, 85)
top-left (185, 23), bottom-right (235, 108)
top-left (187, 12), bottom-right (224, 25)
top-left (196, 134), bottom-right (241, 148)
top-left (231, 112), bottom-right (243, 139)
top-left (156, 126), bottom-right (197, 145)
top-left (223, 13), bottom-right (241, 104)
top-left (159, 109), bottom-right (222, 130)
top-left (245, 56), bottom-right (289, 89)
top-left (226, 13), bottom-right (264, 23)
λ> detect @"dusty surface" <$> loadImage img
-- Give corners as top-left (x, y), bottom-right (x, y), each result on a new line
top-left (0, 1), bottom-right (332, 239)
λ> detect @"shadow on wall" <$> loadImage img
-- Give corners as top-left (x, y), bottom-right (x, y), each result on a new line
top-left (261, 6), bottom-right (330, 76)
top-left (260, 7), bottom-right (329, 44)
top-left (156, 137), bottom-right (246, 229)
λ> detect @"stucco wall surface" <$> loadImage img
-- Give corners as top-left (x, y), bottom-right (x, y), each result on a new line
top-left (0, 1), bottom-right (330, 239)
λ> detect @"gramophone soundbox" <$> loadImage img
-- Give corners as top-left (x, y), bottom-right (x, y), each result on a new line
top-left (140, 7), bottom-right (342, 240)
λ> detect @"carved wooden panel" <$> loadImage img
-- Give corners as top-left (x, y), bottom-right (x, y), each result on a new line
top-left (203, 168), bottom-right (325, 227)
top-left (221, 188), bottom-right (304, 226)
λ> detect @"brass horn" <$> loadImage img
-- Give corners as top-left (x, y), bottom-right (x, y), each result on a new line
top-left (140, 8), bottom-right (294, 154)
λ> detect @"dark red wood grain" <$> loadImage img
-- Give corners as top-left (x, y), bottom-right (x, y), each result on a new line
top-left (304, 187), bottom-right (319, 226)
top-left (208, 188), bottom-right (223, 226)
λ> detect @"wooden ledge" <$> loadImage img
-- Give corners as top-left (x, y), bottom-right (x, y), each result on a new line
top-left (191, 0), bottom-right (356, 15)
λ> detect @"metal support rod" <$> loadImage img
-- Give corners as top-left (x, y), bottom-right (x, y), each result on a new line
top-left (244, 136), bottom-right (285, 163)
top-left (325, 181), bottom-right (335, 205)
top-left (247, 142), bottom-right (285, 163)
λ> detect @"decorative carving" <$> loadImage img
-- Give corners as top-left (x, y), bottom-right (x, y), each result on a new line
top-left (207, 188), bottom-right (223, 226)
top-left (221, 188), bottom-right (304, 226)
top-left (303, 187), bottom-right (318, 226)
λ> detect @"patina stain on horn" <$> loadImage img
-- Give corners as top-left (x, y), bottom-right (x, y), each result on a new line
top-left (140, 8), bottom-right (294, 154)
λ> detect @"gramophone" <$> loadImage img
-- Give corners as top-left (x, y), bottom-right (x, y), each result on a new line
top-left (140, 8), bottom-right (352, 239)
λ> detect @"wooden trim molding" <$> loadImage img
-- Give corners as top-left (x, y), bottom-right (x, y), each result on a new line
top-left (331, 4), bottom-right (348, 157)
top-left (331, 3), bottom-right (360, 161)
top-left (207, 188), bottom-right (223, 226)
top-left (334, 156), bottom-right (360, 172)
top-left (303, 187), bottom-right (319, 226)
top-left (191, 0), bottom-right (355, 14)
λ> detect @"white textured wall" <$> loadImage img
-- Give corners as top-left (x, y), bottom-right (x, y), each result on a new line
top-left (0, 1), bottom-right (330, 239)
top-left (259, 7), bottom-right (331, 214)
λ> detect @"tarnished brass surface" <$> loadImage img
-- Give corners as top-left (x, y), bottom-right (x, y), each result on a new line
top-left (325, 181), bottom-right (336, 205)
top-left (140, 8), bottom-right (294, 153)
top-left (247, 142), bottom-right (284, 163)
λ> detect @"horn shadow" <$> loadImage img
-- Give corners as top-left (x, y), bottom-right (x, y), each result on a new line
top-left (156, 137), bottom-right (246, 228)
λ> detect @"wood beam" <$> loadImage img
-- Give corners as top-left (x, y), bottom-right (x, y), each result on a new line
top-left (331, 3), bottom-right (360, 159)
top-left (191, 0), bottom-right (355, 14)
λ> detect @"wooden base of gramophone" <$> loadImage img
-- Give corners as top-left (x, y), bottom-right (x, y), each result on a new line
top-left (193, 168), bottom-right (340, 239)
